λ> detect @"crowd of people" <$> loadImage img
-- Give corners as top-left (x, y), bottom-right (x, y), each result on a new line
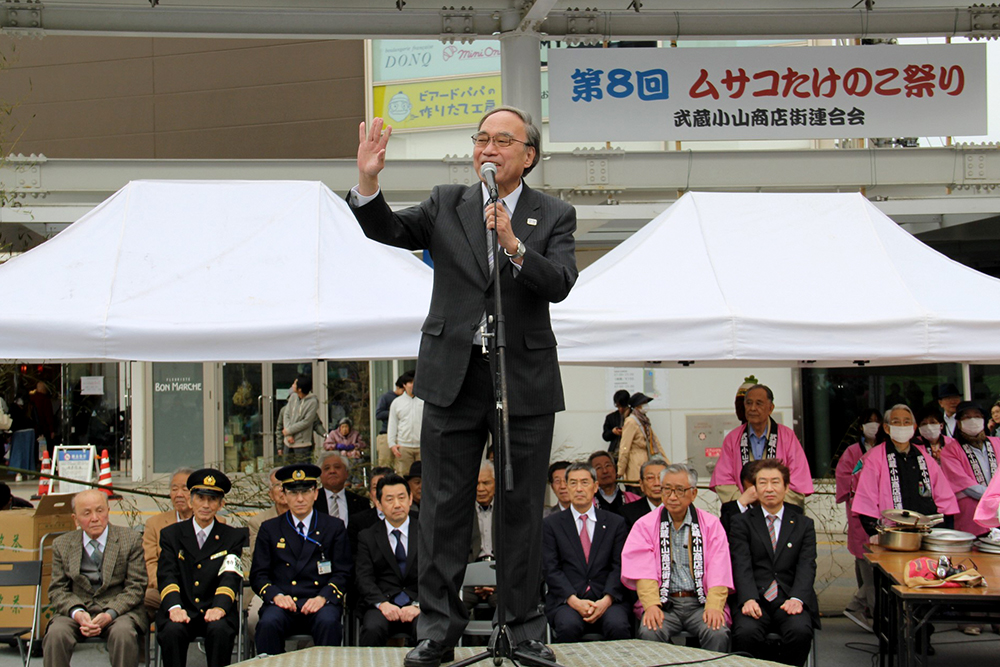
top-left (27, 379), bottom-right (1000, 667)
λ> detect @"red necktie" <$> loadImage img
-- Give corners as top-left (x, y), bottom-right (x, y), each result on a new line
top-left (764, 514), bottom-right (779, 601)
top-left (579, 514), bottom-right (591, 562)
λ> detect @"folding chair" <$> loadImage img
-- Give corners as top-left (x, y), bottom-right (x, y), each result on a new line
top-left (459, 561), bottom-right (496, 647)
top-left (0, 561), bottom-right (43, 667)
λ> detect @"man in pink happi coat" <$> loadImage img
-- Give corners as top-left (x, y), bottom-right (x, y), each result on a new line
top-left (939, 401), bottom-right (1000, 536)
top-left (710, 385), bottom-right (813, 507)
top-left (621, 463), bottom-right (732, 652)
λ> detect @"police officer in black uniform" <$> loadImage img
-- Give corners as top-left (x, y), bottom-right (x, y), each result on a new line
top-left (157, 468), bottom-right (245, 667)
top-left (250, 463), bottom-right (352, 655)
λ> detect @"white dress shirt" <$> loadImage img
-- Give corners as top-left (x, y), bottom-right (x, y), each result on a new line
top-left (386, 516), bottom-right (411, 555)
top-left (81, 525), bottom-right (109, 557)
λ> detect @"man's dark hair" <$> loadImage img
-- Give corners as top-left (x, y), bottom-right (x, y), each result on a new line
top-left (371, 466), bottom-right (395, 479)
top-left (613, 389), bottom-right (631, 408)
top-left (752, 458), bottom-right (790, 487)
top-left (376, 473), bottom-right (411, 501)
top-left (746, 384), bottom-right (774, 402)
top-left (295, 375), bottom-right (313, 395)
top-left (739, 460), bottom-right (761, 488)
top-left (397, 371), bottom-right (415, 388)
top-left (565, 461), bottom-right (597, 482)
top-left (588, 450), bottom-right (613, 465)
top-left (547, 460), bottom-right (571, 483)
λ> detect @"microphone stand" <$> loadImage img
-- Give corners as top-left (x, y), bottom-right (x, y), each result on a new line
top-left (453, 192), bottom-right (563, 667)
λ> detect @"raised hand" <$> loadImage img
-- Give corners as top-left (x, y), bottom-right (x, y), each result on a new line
top-left (358, 117), bottom-right (393, 196)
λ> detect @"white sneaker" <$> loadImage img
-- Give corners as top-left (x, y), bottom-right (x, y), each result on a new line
top-left (844, 609), bottom-right (874, 633)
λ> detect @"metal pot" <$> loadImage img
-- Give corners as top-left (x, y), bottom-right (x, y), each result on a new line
top-left (877, 525), bottom-right (926, 551)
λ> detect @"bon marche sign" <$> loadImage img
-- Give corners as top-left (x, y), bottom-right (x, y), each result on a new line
top-left (548, 44), bottom-right (986, 141)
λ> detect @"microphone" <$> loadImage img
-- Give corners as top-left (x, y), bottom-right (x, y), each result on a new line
top-left (480, 162), bottom-right (499, 202)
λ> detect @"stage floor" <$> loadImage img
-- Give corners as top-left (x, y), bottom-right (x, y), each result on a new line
top-left (236, 640), bottom-right (781, 666)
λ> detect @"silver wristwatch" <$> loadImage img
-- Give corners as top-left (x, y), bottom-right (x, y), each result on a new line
top-left (504, 238), bottom-right (526, 259)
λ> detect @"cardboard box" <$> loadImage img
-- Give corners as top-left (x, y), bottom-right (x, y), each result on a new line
top-left (0, 494), bottom-right (77, 636)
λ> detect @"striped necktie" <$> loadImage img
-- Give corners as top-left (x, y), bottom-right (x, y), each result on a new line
top-left (763, 514), bottom-right (779, 601)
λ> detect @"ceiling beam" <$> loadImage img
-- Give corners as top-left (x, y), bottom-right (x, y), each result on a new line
top-left (2, 3), bottom-right (995, 42)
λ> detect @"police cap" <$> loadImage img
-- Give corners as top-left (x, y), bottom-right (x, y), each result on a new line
top-left (187, 468), bottom-right (231, 498)
top-left (276, 463), bottom-right (321, 491)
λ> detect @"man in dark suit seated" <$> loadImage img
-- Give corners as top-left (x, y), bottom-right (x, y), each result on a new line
top-left (348, 466), bottom-right (397, 548)
top-left (589, 450), bottom-right (639, 516)
top-left (729, 459), bottom-right (819, 667)
top-left (542, 462), bottom-right (630, 642)
top-left (542, 461), bottom-right (571, 518)
top-left (620, 456), bottom-right (668, 530)
top-left (250, 463), bottom-right (353, 655)
top-left (314, 451), bottom-right (370, 526)
top-left (356, 473), bottom-right (421, 646)
top-left (156, 469), bottom-right (245, 667)
top-left (721, 461), bottom-right (803, 535)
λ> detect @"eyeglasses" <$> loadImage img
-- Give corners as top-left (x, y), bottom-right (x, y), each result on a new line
top-left (662, 486), bottom-right (694, 497)
top-left (472, 132), bottom-right (528, 148)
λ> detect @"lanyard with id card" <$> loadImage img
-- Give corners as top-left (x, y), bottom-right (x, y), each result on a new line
top-left (287, 512), bottom-right (332, 576)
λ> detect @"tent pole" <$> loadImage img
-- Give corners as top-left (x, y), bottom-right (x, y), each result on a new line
top-left (961, 362), bottom-right (972, 400)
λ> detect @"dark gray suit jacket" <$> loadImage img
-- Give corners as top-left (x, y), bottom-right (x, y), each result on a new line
top-left (351, 183), bottom-right (578, 416)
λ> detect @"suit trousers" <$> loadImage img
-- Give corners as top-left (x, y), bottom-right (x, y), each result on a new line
top-left (417, 347), bottom-right (554, 647)
top-left (637, 597), bottom-right (729, 653)
top-left (157, 614), bottom-right (237, 667)
top-left (550, 603), bottom-right (631, 643)
top-left (360, 608), bottom-right (418, 646)
top-left (731, 597), bottom-right (813, 667)
top-left (255, 603), bottom-right (342, 655)
top-left (43, 614), bottom-right (141, 667)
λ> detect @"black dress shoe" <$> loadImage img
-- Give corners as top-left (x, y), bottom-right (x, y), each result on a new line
top-left (515, 640), bottom-right (556, 666)
top-left (404, 639), bottom-right (455, 667)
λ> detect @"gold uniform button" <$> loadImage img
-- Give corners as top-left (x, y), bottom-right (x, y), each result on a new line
top-left (195, 581), bottom-right (199, 587)
top-left (293, 597), bottom-right (298, 601)
top-left (194, 598), bottom-right (200, 603)
top-left (291, 580), bottom-right (297, 585)
top-left (314, 581), bottom-right (319, 586)
top-left (197, 564), bottom-right (202, 569)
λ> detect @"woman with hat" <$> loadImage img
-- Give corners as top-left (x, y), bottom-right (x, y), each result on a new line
top-left (617, 393), bottom-right (668, 495)
top-left (322, 417), bottom-right (367, 458)
top-left (939, 401), bottom-right (1000, 537)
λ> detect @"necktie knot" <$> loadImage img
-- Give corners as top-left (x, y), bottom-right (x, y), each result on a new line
top-left (89, 539), bottom-right (103, 566)
top-left (297, 521), bottom-right (306, 537)
top-left (197, 530), bottom-right (206, 548)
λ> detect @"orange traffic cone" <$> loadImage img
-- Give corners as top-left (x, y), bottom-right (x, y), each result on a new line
top-left (98, 449), bottom-right (113, 496)
top-left (32, 449), bottom-right (51, 499)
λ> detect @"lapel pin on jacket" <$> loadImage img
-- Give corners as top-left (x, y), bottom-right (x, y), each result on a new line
top-left (527, 217), bottom-right (537, 226)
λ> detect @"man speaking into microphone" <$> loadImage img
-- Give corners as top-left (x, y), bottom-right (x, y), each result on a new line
top-left (348, 107), bottom-right (578, 667)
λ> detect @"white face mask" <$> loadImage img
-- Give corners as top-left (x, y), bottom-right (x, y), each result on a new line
top-left (889, 424), bottom-right (915, 443)
top-left (960, 417), bottom-right (985, 437)
top-left (918, 423), bottom-right (942, 441)
top-left (861, 422), bottom-right (881, 439)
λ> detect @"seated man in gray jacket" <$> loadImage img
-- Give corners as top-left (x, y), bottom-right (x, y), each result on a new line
top-left (44, 489), bottom-right (147, 667)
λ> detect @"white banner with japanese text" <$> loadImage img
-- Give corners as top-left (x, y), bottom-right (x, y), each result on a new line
top-left (548, 45), bottom-right (986, 141)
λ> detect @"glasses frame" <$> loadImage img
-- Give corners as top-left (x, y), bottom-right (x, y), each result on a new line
top-left (471, 132), bottom-right (528, 149)
top-left (661, 486), bottom-right (695, 498)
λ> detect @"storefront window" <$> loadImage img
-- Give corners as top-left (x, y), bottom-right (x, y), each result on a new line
top-left (65, 364), bottom-right (123, 468)
top-left (326, 361), bottom-right (370, 463)
top-left (222, 363), bottom-right (263, 474)
top-left (801, 363), bottom-right (961, 478)
top-left (152, 362), bottom-right (205, 474)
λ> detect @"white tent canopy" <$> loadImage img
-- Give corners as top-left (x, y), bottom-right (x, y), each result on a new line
top-left (0, 180), bottom-right (432, 362)
top-left (552, 192), bottom-right (1000, 367)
